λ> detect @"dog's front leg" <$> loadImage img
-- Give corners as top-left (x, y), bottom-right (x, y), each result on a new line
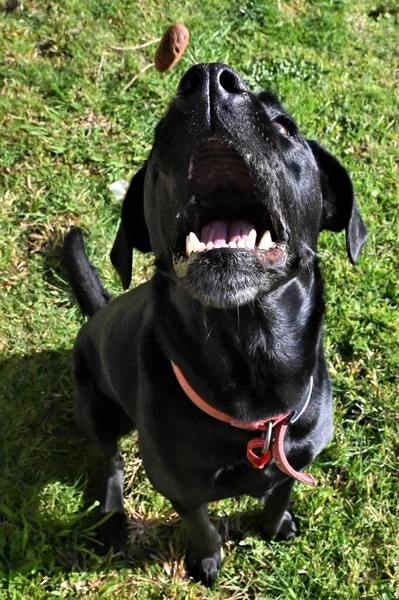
top-left (172, 502), bottom-right (222, 585)
top-left (95, 448), bottom-right (128, 551)
top-left (260, 478), bottom-right (298, 541)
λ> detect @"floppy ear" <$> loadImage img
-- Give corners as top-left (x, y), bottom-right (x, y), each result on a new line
top-left (308, 140), bottom-right (368, 264)
top-left (110, 164), bottom-right (152, 289)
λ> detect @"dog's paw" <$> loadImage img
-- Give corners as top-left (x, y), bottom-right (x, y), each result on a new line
top-left (262, 510), bottom-right (298, 541)
top-left (275, 510), bottom-right (298, 540)
top-left (94, 512), bottom-right (128, 554)
top-left (186, 547), bottom-right (222, 586)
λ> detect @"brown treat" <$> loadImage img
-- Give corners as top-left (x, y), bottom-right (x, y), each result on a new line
top-left (154, 23), bottom-right (190, 73)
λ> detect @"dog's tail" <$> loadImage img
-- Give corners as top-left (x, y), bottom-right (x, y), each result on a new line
top-left (62, 228), bottom-right (111, 317)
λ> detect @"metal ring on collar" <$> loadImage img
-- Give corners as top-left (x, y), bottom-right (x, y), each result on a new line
top-left (262, 421), bottom-right (273, 453)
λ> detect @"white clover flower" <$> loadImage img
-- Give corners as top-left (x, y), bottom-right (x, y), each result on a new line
top-left (109, 180), bottom-right (129, 201)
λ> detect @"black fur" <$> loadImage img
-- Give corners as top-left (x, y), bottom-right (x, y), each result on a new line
top-left (62, 228), bottom-right (110, 317)
top-left (63, 63), bottom-right (367, 585)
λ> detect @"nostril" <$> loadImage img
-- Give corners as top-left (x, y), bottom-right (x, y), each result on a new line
top-left (177, 64), bottom-right (247, 99)
top-left (178, 69), bottom-right (202, 96)
top-left (219, 69), bottom-right (245, 94)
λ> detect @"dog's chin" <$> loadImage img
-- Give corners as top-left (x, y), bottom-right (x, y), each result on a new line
top-left (179, 249), bottom-right (284, 308)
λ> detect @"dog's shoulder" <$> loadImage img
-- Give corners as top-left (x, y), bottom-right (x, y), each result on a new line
top-left (77, 280), bottom-right (154, 349)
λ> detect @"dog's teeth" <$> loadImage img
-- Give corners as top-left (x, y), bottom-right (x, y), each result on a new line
top-left (237, 239), bottom-right (246, 248)
top-left (189, 232), bottom-right (202, 252)
top-left (229, 241), bottom-right (237, 248)
top-left (186, 235), bottom-right (193, 256)
top-left (187, 232), bottom-right (206, 255)
top-left (245, 229), bottom-right (257, 249)
top-left (258, 230), bottom-right (273, 250)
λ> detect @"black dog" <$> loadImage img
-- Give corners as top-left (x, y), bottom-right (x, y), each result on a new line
top-left (62, 63), bottom-right (367, 585)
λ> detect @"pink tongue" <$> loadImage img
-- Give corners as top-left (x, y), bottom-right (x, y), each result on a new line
top-left (200, 220), bottom-right (255, 248)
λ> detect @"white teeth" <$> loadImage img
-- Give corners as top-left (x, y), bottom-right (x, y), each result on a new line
top-left (258, 230), bottom-right (273, 250)
top-left (245, 229), bottom-right (257, 249)
top-left (186, 232), bottom-right (206, 256)
top-left (186, 228), bottom-right (274, 257)
top-left (186, 235), bottom-right (193, 256)
top-left (189, 232), bottom-right (203, 252)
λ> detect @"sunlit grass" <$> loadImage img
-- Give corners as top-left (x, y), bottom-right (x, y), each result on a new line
top-left (0, 0), bottom-right (398, 598)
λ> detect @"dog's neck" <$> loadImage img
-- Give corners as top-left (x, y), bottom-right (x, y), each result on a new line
top-left (153, 267), bottom-right (324, 420)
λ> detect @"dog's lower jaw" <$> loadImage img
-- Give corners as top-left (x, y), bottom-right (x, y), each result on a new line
top-left (182, 250), bottom-right (284, 308)
top-left (185, 270), bottom-right (260, 308)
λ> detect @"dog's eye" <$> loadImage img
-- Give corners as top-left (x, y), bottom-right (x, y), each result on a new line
top-left (271, 120), bottom-right (289, 136)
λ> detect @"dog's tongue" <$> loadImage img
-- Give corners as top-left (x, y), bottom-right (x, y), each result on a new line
top-left (200, 220), bottom-right (256, 249)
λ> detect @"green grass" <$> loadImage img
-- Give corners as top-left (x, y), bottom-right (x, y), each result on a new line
top-left (0, 0), bottom-right (398, 598)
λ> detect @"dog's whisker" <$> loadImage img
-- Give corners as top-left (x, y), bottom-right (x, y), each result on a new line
top-left (204, 316), bottom-right (220, 343)
top-left (203, 314), bottom-right (208, 335)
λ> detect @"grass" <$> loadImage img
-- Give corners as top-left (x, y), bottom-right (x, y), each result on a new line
top-left (0, 0), bottom-right (398, 598)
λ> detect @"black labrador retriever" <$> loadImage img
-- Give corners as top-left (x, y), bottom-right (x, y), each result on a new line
top-left (62, 63), bottom-right (367, 585)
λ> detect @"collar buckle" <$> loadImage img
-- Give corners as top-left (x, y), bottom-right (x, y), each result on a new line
top-left (262, 420), bottom-right (273, 453)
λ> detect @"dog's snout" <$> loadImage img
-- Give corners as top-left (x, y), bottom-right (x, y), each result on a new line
top-left (178, 65), bottom-right (203, 96)
top-left (177, 63), bottom-right (248, 104)
top-left (217, 67), bottom-right (248, 95)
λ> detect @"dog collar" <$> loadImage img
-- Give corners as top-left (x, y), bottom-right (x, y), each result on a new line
top-left (171, 361), bottom-right (316, 487)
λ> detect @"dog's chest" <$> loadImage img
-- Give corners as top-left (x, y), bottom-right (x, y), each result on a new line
top-left (211, 460), bottom-right (275, 499)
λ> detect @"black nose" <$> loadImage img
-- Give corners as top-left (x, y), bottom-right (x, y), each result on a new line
top-left (177, 62), bottom-right (248, 103)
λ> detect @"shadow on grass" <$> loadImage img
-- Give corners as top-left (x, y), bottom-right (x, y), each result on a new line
top-left (0, 349), bottom-right (262, 579)
top-left (0, 349), bottom-right (97, 573)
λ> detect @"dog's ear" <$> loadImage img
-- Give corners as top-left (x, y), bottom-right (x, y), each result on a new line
top-left (110, 164), bottom-right (152, 289)
top-left (308, 140), bottom-right (367, 264)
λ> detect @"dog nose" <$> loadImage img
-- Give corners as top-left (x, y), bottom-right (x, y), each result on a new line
top-left (177, 62), bottom-right (248, 102)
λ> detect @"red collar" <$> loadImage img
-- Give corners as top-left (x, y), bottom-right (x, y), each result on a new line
top-left (171, 361), bottom-right (316, 487)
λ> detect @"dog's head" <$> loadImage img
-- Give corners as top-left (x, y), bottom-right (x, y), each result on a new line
top-left (111, 63), bottom-right (367, 307)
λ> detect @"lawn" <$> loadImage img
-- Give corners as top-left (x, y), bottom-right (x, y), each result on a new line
top-left (0, 0), bottom-right (398, 598)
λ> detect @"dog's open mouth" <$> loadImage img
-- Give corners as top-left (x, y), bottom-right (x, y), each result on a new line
top-left (173, 139), bottom-right (286, 275)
